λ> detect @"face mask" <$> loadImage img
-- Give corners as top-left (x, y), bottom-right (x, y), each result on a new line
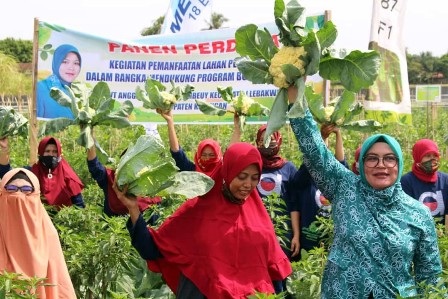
top-left (39, 156), bottom-right (60, 169)
top-left (418, 159), bottom-right (439, 174)
top-left (257, 142), bottom-right (278, 157)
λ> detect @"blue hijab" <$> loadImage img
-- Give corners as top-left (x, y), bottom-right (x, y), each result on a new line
top-left (359, 134), bottom-right (403, 186)
top-left (52, 44), bottom-right (82, 86)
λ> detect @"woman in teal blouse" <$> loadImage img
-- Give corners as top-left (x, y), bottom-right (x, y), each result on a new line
top-left (287, 85), bottom-right (442, 298)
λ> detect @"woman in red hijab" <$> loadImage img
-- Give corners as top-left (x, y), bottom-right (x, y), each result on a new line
top-left (351, 146), bottom-right (362, 175)
top-left (157, 109), bottom-right (242, 178)
top-left (0, 168), bottom-right (76, 298)
top-left (113, 142), bottom-right (292, 298)
top-left (401, 138), bottom-right (448, 227)
top-left (254, 125), bottom-right (298, 294)
top-left (0, 136), bottom-right (84, 208)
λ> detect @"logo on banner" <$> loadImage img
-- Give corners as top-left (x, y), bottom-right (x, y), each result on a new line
top-left (419, 191), bottom-right (444, 216)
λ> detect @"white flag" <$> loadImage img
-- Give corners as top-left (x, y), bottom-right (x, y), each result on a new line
top-left (366, 0), bottom-right (411, 123)
top-left (161, 0), bottom-right (213, 34)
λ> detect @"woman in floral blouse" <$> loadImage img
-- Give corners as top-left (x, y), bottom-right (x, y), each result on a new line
top-left (287, 85), bottom-right (442, 298)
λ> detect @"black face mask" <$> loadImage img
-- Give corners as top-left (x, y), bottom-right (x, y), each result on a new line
top-left (257, 142), bottom-right (278, 157)
top-left (38, 156), bottom-right (60, 169)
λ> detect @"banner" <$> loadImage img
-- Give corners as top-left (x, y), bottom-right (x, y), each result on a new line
top-left (36, 15), bottom-right (325, 124)
top-left (367, 0), bottom-right (411, 124)
top-left (161, 0), bottom-right (213, 34)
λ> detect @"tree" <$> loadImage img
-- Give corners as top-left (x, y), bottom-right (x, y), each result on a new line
top-left (0, 38), bottom-right (33, 63)
top-left (0, 52), bottom-right (32, 96)
top-left (204, 12), bottom-right (229, 30)
top-left (141, 16), bottom-right (165, 36)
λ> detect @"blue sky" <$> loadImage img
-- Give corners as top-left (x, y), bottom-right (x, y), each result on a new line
top-left (1, 0), bottom-right (447, 56)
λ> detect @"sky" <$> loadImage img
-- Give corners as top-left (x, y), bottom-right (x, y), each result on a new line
top-left (1, 0), bottom-right (447, 56)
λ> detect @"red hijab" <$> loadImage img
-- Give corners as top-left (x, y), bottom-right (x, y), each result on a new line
top-left (411, 139), bottom-right (440, 183)
top-left (148, 142), bottom-right (291, 298)
top-left (193, 138), bottom-right (223, 176)
top-left (31, 137), bottom-right (84, 207)
top-left (105, 168), bottom-right (161, 214)
top-left (351, 146), bottom-right (362, 175)
top-left (256, 125), bottom-right (287, 169)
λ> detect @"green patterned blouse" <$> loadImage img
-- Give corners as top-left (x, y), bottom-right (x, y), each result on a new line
top-left (290, 110), bottom-right (442, 298)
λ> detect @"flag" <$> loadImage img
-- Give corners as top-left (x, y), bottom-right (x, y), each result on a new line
top-left (161, 0), bottom-right (213, 34)
top-left (366, 0), bottom-right (411, 124)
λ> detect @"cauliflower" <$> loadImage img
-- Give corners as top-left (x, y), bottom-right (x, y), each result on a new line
top-left (323, 106), bottom-right (334, 122)
top-left (268, 46), bottom-right (307, 88)
top-left (232, 93), bottom-right (254, 115)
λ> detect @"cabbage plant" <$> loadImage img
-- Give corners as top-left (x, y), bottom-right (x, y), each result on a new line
top-left (116, 134), bottom-right (214, 199)
top-left (0, 106), bottom-right (28, 138)
top-left (195, 86), bottom-right (270, 131)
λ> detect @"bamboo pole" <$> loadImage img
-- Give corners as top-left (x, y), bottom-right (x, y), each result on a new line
top-left (29, 18), bottom-right (39, 165)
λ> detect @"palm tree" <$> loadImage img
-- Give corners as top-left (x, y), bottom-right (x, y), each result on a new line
top-left (141, 16), bottom-right (165, 36)
top-left (204, 12), bottom-right (229, 30)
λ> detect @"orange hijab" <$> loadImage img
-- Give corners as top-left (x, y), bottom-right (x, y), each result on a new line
top-left (0, 168), bottom-right (76, 298)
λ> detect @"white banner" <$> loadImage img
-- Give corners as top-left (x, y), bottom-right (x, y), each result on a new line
top-left (161, 0), bottom-right (213, 34)
top-left (367, 0), bottom-right (411, 123)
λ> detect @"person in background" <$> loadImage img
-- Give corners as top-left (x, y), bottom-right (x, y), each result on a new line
top-left (157, 108), bottom-right (241, 177)
top-left (291, 123), bottom-right (348, 255)
top-left (0, 168), bottom-right (76, 298)
top-left (401, 138), bottom-right (448, 228)
top-left (113, 142), bottom-right (292, 298)
top-left (0, 136), bottom-right (85, 209)
top-left (287, 84), bottom-right (442, 298)
top-left (254, 125), bottom-right (297, 295)
top-left (86, 137), bottom-right (161, 221)
top-left (351, 146), bottom-right (362, 175)
top-left (37, 44), bottom-right (81, 119)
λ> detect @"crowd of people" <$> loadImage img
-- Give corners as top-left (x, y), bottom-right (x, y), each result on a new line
top-left (1, 86), bottom-right (447, 298)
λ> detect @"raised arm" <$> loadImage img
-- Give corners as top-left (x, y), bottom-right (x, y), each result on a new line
top-left (287, 84), bottom-right (350, 202)
top-left (0, 137), bottom-right (10, 165)
top-left (157, 108), bottom-right (180, 152)
top-left (320, 124), bottom-right (345, 162)
top-left (229, 113), bottom-right (242, 145)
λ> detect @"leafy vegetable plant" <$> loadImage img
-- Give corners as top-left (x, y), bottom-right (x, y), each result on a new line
top-left (135, 78), bottom-right (194, 113)
top-left (305, 86), bottom-right (382, 132)
top-left (0, 106), bottom-right (28, 138)
top-left (195, 86), bottom-right (270, 131)
top-left (115, 134), bottom-right (214, 199)
top-left (39, 81), bottom-right (134, 161)
top-left (234, 0), bottom-right (381, 144)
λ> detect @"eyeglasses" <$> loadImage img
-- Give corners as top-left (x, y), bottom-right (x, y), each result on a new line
top-left (363, 154), bottom-right (398, 168)
top-left (4, 184), bottom-right (34, 194)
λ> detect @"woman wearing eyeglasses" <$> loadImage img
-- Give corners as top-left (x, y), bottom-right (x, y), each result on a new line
top-left (286, 84), bottom-right (442, 298)
top-left (0, 168), bottom-right (76, 298)
top-left (401, 139), bottom-right (448, 229)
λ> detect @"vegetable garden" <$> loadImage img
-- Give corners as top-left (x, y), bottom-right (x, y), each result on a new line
top-left (2, 103), bottom-right (448, 298)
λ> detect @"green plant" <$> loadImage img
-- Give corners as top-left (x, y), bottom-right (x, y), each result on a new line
top-left (0, 271), bottom-right (49, 299)
top-left (234, 0), bottom-right (380, 144)
top-left (195, 86), bottom-right (270, 131)
top-left (135, 78), bottom-right (194, 113)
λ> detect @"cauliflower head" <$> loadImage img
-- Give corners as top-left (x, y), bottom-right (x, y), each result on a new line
top-left (323, 106), bottom-right (335, 122)
top-left (269, 46), bottom-right (307, 88)
top-left (232, 93), bottom-right (254, 115)
top-left (159, 91), bottom-right (177, 112)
